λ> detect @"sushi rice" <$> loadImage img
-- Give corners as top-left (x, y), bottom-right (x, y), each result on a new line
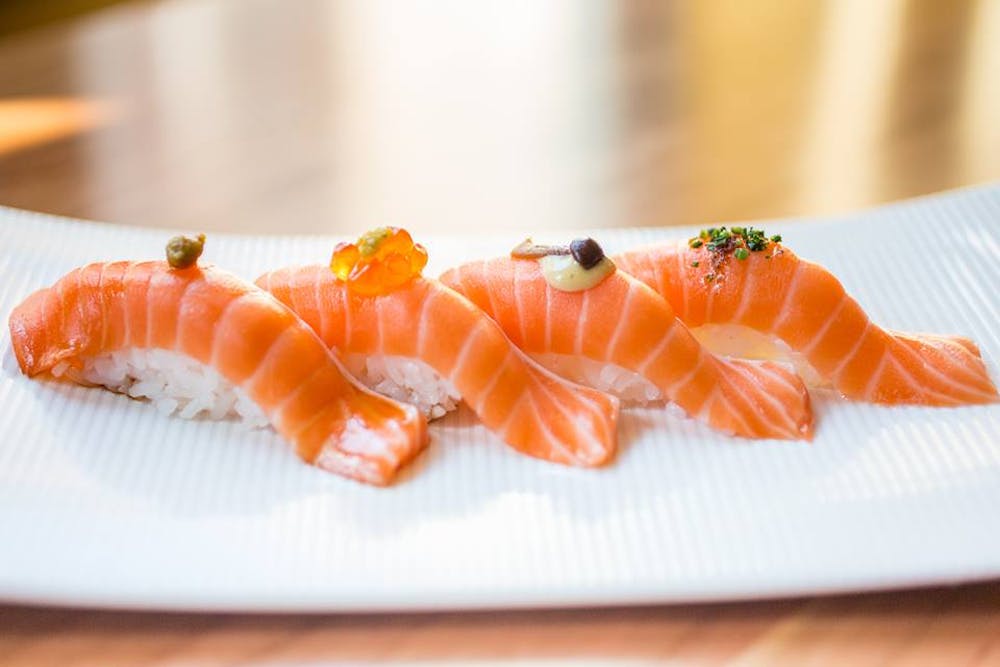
top-left (343, 354), bottom-right (461, 420)
top-left (52, 349), bottom-right (269, 428)
top-left (531, 353), bottom-right (662, 404)
top-left (350, 353), bottom-right (661, 416)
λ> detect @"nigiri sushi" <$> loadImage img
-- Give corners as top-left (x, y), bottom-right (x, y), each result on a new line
top-left (614, 227), bottom-right (999, 405)
top-left (256, 228), bottom-right (619, 467)
top-left (440, 238), bottom-right (814, 440)
top-left (7, 234), bottom-right (427, 486)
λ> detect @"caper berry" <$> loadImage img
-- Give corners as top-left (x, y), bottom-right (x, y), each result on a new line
top-left (166, 233), bottom-right (206, 269)
top-left (570, 237), bottom-right (605, 270)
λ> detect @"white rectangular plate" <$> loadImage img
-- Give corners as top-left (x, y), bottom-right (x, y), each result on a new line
top-left (1, 187), bottom-right (999, 612)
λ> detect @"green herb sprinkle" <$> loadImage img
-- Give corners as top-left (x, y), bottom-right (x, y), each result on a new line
top-left (687, 225), bottom-right (781, 260)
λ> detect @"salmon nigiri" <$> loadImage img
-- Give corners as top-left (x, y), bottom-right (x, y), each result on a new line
top-left (256, 228), bottom-right (619, 467)
top-left (440, 238), bottom-right (814, 440)
top-left (8, 235), bottom-right (427, 486)
top-left (614, 227), bottom-right (998, 406)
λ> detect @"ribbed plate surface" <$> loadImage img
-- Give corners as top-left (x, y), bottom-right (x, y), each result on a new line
top-left (1, 187), bottom-right (999, 611)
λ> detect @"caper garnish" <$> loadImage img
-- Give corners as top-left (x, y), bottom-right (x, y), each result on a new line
top-left (166, 233), bottom-right (206, 269)
top-left (570, 237), bottom-right (604, 270)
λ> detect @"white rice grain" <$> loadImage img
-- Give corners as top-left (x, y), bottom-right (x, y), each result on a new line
top-left (70, 348), bottom-right (269, 428)
top-left (343, 354), bottom-right (461, 420)
top-left (531, 353), bottom-right (663, 404)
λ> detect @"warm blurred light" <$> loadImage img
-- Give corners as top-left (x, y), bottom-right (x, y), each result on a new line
top-left (668, 0), bottom-right (824, 223)
top-left (961, 0), bottom-right (1000, 183)
top-left (0, 96), bottom-right (118, 154)
top-left (66, 0), bottom-right (234, 219)
top-left (329, 0), bottom-right (617, 233)
top-left (228, 660), bottom-right (655, 666)
top-left (797, 0), bottom-right (906, 212)
top-left (0, 0), bottom-right (991, 233)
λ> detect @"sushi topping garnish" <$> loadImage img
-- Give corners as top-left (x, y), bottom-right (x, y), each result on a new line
top-left (330, 227), bottom-right (428, 296)
top-left (357, 227), bottom-right (394, 257)
top-left (690, 226), bottom-right (780, 255)
top-left (570, 238), bottom-right (605, 269)
top-left (511, 237), bottom-right (606, 270)
top-left (688, 226), bottom-right (783, 275)
top-left (511, 238), bottom-right (615, 292)
top-left (510, 239), bottom-right (571, 259)
top-left (165, 234), bottom-right (205, 269)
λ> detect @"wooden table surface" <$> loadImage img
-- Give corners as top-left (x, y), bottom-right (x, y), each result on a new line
top-left (1, 0), bottom-right (999, 664)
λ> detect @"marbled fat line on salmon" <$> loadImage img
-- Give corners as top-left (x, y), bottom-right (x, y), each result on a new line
top-left (615, 241), bottom-right (999, 406)
top-left (257, 269), bottom-right (620, 467)
top-left (440, 258), bottom-right (814, 441)
top-left (8, 261), bottom-right (428, 485)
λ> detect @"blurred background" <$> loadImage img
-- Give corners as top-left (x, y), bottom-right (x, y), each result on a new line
top-left (0, 0), bottom-right (998, 235)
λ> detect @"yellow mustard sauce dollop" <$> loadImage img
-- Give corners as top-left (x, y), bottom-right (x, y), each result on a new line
top-left (511, 237), bottom-right (615, 292)
top-left (538, 254), bottom-right (615, 292)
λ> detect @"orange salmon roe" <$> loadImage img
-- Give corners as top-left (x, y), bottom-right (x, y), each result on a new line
top-left (330, 227), bottom-right (428, 296)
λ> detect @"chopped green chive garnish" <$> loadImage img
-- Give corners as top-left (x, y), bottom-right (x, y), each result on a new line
top-left (704, 273), bottom-right (715, 282)
top-left (691, 261), bottom-right (699, 267)
top-left (743, 228), bottom-right (768, 251)
top-left (690, 225), bottom-right (782, 262)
